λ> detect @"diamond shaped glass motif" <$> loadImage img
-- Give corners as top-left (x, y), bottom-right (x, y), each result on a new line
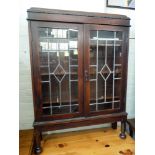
top-left (53, 65), bottom-right (66, 82)
top-left (100, 64), bottom-right (111, 80)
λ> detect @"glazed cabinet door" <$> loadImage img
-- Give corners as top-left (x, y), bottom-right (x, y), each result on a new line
top-left (30, 22), bottom-right (84, 120)
top-left (84, 24), bottom-right (128, 116)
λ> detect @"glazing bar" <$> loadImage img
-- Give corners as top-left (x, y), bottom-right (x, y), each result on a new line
top-left (59, 82), bottom-right (61, 107)
top-left (104, 40), bottom-right (107, 102)
top-left (96, 31), bottom-right (99, 111)
top-left (47, 28), bottom-right (52, 115)
top-left (42, 104), bottom-right (79, 109)
top-left (68, 29), bottom-right (72, 113)
top-left (112, 32), bottom-right (116, 109)
top-left (70, 65), bottom-right (78, 67)
top-left (115, 64), bottom-right (121, 66)
top-left (90, 79), bottom-right (97, 82)
top-left (58, 37), bottom-right (61, 107)
top-left (70, 79), bottom-right (78, 82)
top-left (115, 78), bottom-right (122, 80)
top-left (90, 100), bottom-right (120, 105)
top-left (41, 81), bottom-right (49, 83)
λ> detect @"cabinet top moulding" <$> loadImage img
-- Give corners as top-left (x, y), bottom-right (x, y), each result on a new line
top-left (27, 7), bottom-right (130, 27)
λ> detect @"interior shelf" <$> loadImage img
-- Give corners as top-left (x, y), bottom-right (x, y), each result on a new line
top-left (42, 95), bottom-right (120, 105)
top-left (40, 37), bottom-right (77, 40)
top-left (90, 96), bottom-right (120, 101)
top-left (42, 97), bottom-right (78, 104)
top-left (40, 48), bottom-right (78, 52)
top-left (90, 44), bottom-right (122, 47)
top-left (40, 72), bottom-right (78, 76)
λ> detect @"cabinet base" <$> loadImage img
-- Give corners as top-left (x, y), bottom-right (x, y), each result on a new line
top-left (33, 112), bottom-right (127, 154)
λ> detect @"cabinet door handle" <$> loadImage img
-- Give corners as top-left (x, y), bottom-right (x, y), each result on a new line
top-left (85, 70), bottom-right (89, 81)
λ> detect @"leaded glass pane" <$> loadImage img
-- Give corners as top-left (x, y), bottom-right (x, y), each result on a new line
top-left (89, 30), bottom-right (123, 112)
top-left (39, 27), bottom-right (80, 115)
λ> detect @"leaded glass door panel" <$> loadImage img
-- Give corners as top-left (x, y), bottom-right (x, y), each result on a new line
top-left (84, 24), bottom-right (125, 115)
top-left (31, 22), bottom-right (83, 119)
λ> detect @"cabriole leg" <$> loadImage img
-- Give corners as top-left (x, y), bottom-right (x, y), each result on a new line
top-left (119, 120), bottom-right (126, 139)
top-left (34, 129), bottom-right (42, 154)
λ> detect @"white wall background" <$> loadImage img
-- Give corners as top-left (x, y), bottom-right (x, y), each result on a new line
top-left (19, 0), bottom-right (135, 130)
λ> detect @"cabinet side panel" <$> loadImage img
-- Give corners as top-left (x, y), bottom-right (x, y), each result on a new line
top-left (120, 28), bottom-right (129, 112)
top-left (28, 21), bottom-right (36, 119)
top-left (28, 21), bottom-right (42, 121)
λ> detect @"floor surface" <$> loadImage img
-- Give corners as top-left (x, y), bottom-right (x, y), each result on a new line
top-left (20, 127), bottom-right (135, 155)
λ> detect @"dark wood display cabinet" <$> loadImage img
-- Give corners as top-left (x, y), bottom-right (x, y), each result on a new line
top-left (27, 8), bottom-right (130, 154)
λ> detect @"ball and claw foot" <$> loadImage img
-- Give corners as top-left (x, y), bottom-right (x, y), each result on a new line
top-left (119, 133), bottom-right (126, 139)
top-left (34, 147), bottom-right (42, 154)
